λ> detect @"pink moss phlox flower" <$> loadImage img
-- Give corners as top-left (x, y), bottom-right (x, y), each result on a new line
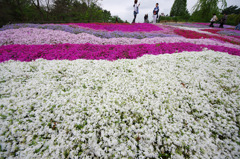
top-left (0, 43), bottom-right (239, 62)
top-left (201, 29), bottom-right (240, 39)
top-left (64, 23), bottom-right (163, 32)
top-left (174, 29), bottom-right (240, 45)
top-left (195, 23), bottom-right (235, 29)
top-left (1, 28), bottom-right (240, 49)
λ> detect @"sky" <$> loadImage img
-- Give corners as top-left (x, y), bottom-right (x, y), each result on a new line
top-left (100, 0), bottom-right (240, 23)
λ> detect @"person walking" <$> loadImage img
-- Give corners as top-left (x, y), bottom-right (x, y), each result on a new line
top-left (209, 14), bottom-right (218, 27)
top-left (153, 3), bottom-right (159, 24)
top-left (132, 0), bottom-right (140, 23)
top-left (219, 14), bottom-right (227, 28)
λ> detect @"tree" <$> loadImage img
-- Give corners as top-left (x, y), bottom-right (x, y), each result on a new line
top-left (221, 5), bottom-right (240, 15)
top-left (31, 0), bottom-right (45, 20)
top-left (51, 0), bottom-right (73, 21)
top-left (191, 0), bottom-right (227, 21)
top-left (102, 10), bottom-right (111, 22)
top-left (43, 0), bottom-right (52, 20)
top-left (80, 0), bottom-right (102, 7)
top-left (0, 0), bottom-right (34, 25)
top-left (0, 0), bottom-right (123, 26)
top-left (221, 5), bottom-right (240, 26)
top-left (170, 0), bottom-right (189, 17)
top-left (70, 0), bottom-right (88, 22)
top-left (109, 16), bottom-right (124, 23)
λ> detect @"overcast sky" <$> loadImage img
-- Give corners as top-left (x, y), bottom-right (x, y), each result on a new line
top-left (100, 0), bottom-right (240, 23)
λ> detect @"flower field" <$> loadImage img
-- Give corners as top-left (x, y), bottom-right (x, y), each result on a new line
top-left (0, 23), bottom-right (240, 158)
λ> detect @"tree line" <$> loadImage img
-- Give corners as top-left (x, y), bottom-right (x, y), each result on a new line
top-left (0, 0), bottom-right (124, 27)
top-left (0, 0), bottom-right (240, 27)
top-left (168, 0), bottom-right (240, 25)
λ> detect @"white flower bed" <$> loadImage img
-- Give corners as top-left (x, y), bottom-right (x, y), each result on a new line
top-left (0, 50), bottom-right (240, 158)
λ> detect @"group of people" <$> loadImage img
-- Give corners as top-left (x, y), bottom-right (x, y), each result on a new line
top-left (209, 13), bottom-right (240, 30)
top-left (132, 0), bottom-right (240, 30)
top-left (132, 0), bottom-right (159, 24)
top-left (209, 13), bottom-right (227, 28)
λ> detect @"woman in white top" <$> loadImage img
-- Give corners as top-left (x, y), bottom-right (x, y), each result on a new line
top-left (209, 13), bottom-right (218, 27)
top-left (132, 0), bottom-right (140, 23)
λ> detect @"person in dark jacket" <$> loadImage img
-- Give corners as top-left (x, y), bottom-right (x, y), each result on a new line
top-left (115, 17), bottom-right (119, 23)
top-left (153, 3), bottom-right (159, 24)
top-left (219, 14), bottom-right (227, 28)
top-left (144, 14), bottom-right (149, 23)
top-left (235, 22), bottom-right (240, 30)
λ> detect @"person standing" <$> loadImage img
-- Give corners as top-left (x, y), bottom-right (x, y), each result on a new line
top-left (153, 3), bottom-right (159, 24)
top-left (219, 14), bottom-right (227, 28)
top-left (132, 0), bottom-right (140, 23)
top-left (144, 14), bottom-right (149, 23)
top-left (209, 14), bottom-right (218, 27)
top-left (115, 17), bottom-right (119, 23)
top-left (235, 22), bottom-right (240, 30)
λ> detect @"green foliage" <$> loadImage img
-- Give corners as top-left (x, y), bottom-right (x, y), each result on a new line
top-left (170, 0), bottom-right (189, 17)
top-left (159, 15), bottom-right (190, 23)
top-left (190, 10), bottom-right (220, 22)
top-left (226, 14), bottom-right (240, 26)
top-left (109, 16), bottom-right (125, 23)
top-left (0, 0), bottom-right (124, 27)
top-left (222, 5), bottom-right (240, 15)
top-left (191, 0), bottom-right (227, 22)
top-left (0, 0), bottom-right (33, 26)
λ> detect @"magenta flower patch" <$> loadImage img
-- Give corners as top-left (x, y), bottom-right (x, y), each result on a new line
top-left (0, 43), bottom-right (239, 62)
